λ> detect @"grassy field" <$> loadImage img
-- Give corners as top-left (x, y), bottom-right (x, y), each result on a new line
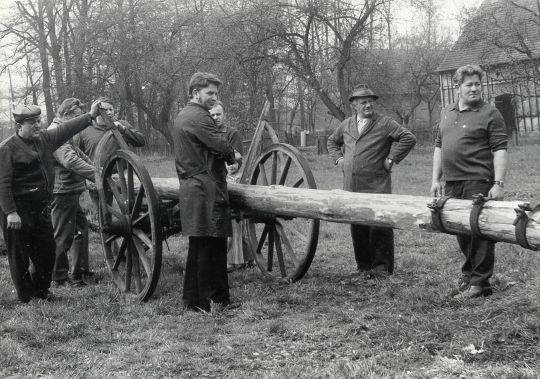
top-left (1, 144), bottom-right (539, 378)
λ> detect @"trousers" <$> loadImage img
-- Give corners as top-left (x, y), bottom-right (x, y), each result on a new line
top-left (51, 193), bottom-right (89, 281)
top-left (0, 199), bottom-right (56, 302)
top-left (351, 225), bottom-right (395, 274)
top-left (445, 180), bottom-right (495, 287)
top-left (183, 236), bottom-right (230, 311)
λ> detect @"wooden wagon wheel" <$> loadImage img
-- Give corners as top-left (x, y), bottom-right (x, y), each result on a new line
top-left (98, 149), bottom-right (162, 301)
top-left (246, 143), bottom-right (319, 282)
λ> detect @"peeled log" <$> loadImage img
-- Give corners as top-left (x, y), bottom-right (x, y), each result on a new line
top-left (148, 178), bottom-right (540, 250)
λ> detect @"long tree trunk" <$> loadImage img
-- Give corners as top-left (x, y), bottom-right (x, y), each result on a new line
top-left (147, 179), bottom-right (540, 250)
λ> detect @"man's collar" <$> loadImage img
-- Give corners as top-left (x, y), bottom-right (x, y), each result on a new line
top-left (452, 99), bottom-right (485, 112)
top-left (188, 101), bottom-right (209, 112)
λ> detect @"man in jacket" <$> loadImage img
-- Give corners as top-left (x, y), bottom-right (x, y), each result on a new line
top-left (431, 64), bottom-right (508, 299)
top-left (172, 72), bottom-right (241, 312)
top-left (0, 101), bottom-right (100, 302)
top-left (74, 96), bottom-right (146, 223)
top-left (49, 98), bottom-right (95, 287)
top-left (75, 96), bottom-right (146, 165)
top-left (327, 86), bottom-right (416, 278)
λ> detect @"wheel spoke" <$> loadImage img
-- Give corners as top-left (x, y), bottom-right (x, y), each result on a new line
top-left (267, 225), bottom-right (274, 271)
top-left (292, 177), bottom-right (304, 188)
top-left (105, 234), bottom-right (117, 245)
top-left (127, 165), bottom-right (134, 211)
top-left (131, 240), bottom-right (143, 294)
top-left (132, 235), bottom-right (152, 276)
top-left (132, 211), bottom-right (149, 226)
top-left (270, 151), bottom-right (278, 185)
top-left (131, 184), bottom-right (145, 219)
top-left (256, 224), bottom-right (270, 255)
top-left (107, 177), bottom-right (128, 214)
top-left (275, 222), bottom-right (300, 267)
top-left (106, 204), bottom-right (124, 221)
top-left (133, 228), bottom-right (153, 249)
top-left (278, 156), bottom-right (292, 185)
top-left (258, 163), bottom-right (269, 186)
top-left (273, 227), bottom-right (287, 277)
top-left (115, 160), bottom-right (128, 197)
top-left (281, 221), bottom-right (308, 244)
top-left (112, 238), bottom-right (128, 271)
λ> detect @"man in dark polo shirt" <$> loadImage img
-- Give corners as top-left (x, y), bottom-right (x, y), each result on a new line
top-left (430, 64), bottom-right (508, 299)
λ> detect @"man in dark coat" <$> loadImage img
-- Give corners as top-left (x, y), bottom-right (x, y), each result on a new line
top-left (0, 101), bottom-right (100, 302)
top-left (172, 72), bottom-right (241, 312)
top-left (49, 98), bottom-right (95, 287)
top-left (327, 86), bottom-right (416, 278)
top-left (431, 64), bottom-right (508, 299)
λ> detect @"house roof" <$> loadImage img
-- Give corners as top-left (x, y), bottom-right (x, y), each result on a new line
top-left (437, 0), bottom-right (540, 72)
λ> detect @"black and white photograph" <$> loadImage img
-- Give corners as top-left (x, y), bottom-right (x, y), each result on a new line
top-left (0, 0), bottom-right (538, 377)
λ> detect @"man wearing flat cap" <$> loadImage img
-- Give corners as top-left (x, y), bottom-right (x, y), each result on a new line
top-left (0, 101), bottom-right (100, 302)
top-left (327, 86), bottom-right (416, 279)
top-left (48, 98), bottom-right (96, 287)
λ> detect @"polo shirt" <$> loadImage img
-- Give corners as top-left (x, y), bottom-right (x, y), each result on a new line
top-left (435, 100), bottom-right (508, 181)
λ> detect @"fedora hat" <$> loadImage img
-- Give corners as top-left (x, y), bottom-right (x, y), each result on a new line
top-left (349, 87), bottom-right (378, 102)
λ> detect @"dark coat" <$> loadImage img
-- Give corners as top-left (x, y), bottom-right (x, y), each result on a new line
top-left (327, 113), bottom-right (416, 193)
top-left (172, 102), bottom-right (236, 237)
top-left (0, 113), bottom-right (94, 214)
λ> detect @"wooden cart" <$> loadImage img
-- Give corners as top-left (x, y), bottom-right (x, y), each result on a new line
top-left (92, 108), bottom-right (540, 302)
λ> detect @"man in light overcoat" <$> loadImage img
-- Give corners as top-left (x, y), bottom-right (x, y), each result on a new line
top-left (327, 86), bottom-right (416, 278)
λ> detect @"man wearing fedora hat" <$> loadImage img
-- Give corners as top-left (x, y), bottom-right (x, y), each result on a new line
top-left (0, 101), bottom-right (100, 302)
top-left (327, 85), bottom-right (416, 278)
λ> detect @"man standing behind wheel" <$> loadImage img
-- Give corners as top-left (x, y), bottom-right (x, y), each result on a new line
top-left (431, 64), bottom-right (508, 300)
top-left (48, 98), bottom-right (95, 287)
top-left (172, 72), bottom-right (241, 312)
top-left (0, 101), bottom-right (101, 303)
top-left (74, 96), bottom-right (146, 224)
top-left (327, 85), bottom-right (416, 279)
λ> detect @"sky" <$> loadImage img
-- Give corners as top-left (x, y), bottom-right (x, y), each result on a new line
top-left (0, 0), bottom-right (484, 122)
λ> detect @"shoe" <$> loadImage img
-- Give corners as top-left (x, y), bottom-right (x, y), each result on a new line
top-left (34, 290), bottom-right (59, 302)
top-left (223, 301), bottom-right (242, 310)
top-left (364, 270), bottom-right (390, 280)
top-left (82, 271), bottom-right (95, 278)
top-left (453, 285), bottom-right (484, 299)
top-left (210, 300), bottom-right (242, 313)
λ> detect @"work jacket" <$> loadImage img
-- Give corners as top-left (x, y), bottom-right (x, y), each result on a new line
top-left (172, 102), bottom-right (236, 237)
top-left (75, 120), bottom-right (146, 166)
top-left (327, 113), bottom-right (416, 193)
top-left (0, 113), bottom-right (94, 214)
top-left (48, 118), bottom-right (95, 194)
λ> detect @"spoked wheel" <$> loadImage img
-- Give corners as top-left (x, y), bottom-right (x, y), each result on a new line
top-left (98, 150), bottom-right (162, 301)
top-left (246, 143), bottom-right (319, 282)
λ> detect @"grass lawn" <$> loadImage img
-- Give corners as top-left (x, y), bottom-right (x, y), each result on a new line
top-left (0, 144), bottom-right (539, 378)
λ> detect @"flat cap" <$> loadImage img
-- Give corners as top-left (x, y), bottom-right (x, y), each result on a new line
top-left (13, 104), bottom-right (41, 123)
top-left (349, 86), bottom-right (378, 102)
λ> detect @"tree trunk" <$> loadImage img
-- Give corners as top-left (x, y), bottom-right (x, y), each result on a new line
top-left (45, 0), bottom-right (65, 101)
top-left (35, 0), bottom-right (54, 122)
top-left (146, 179), bottom-right (540, 250)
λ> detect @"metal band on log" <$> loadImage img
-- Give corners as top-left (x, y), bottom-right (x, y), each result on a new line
top-left (145, 178), bottom-right (540, 250)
